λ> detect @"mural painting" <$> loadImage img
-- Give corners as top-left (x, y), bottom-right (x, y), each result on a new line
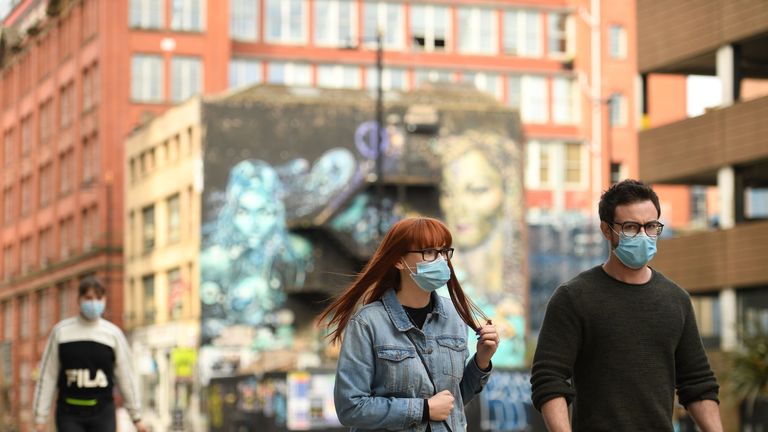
top-left (438, 130), bottom-right (526, 368)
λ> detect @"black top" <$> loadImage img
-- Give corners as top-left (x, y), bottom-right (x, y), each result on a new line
top-left (403, 299), bottom-right (434, 329)
top-left (531, 265), bottom-right (719, 431)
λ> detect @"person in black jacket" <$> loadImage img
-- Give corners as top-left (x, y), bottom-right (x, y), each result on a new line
top-left (32, 277), bottom-right (147, 432)
top-left (531, 179), bottom-right (722, 431)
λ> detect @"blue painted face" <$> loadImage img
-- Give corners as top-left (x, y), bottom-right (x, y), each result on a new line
top-left (234, 190), bottom-right (282, 241)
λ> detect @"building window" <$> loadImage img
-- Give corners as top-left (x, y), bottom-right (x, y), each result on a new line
top-left (2, 301), bottom-right (11, 340)
top-left (58, 281), bottom-right (74, 319)
top-left (366, 67), bottom-right (407, 91)
top-left (609, 24), bottom-right (627, 59)
top-left (2, 187), bottom-right (12, 226)
top-left (552, 77), bottom-right (578, 124)
top-left (459, 7), bottom-right (497, 54)
top-left (142, 274), bottom-right (156, 323)
top-left (610, 162), bottom-right (623, 185)
top-left (82, 206), bottom-right (98, 250)
top-left (59, 82), bottom-right (75, 129)
top-left (410, 4), bottom-right (449, 52)
top-left (363, 1), bottom-right (404, 49)
top-left (20, 236), bottom-right (32, 274)
top-left (503, 9), bottom-right (541, 57)
top-left (229, 58), bottom-right (262, 89)
top-left (20, 176), bottom-right (32, 216)
top-left (167, 194), bottom-right (180, 243)
top-left (511, 75), bottom-right (548, 124)
top-left (171, 0), bottom-right (204, 31)
top-left (82, 63), bottom-right (99, 112)
top-left (265, 0), bottom-right (306, 44)
top-left (2, 245), bottom-right (13, 280)
top-left (19, 295), bottom-right (29, 339)
top-left (692, 294), bottom-right (722, 349)
top-left (267, 61), bottom-right (311, 86)
top-left (60, 217), bottom-right (74, 259)
top-left (39, 99), bottom-right (53, 145)
top-left (39, 163), bottom-right (53, 207)
top-left (461, 72), bottom-right (501, 100)
top-left (414, 69), bottom-right (454, 87)
top-left (59, 150), bottom-right (75, 196)
top-left (82, 134), bottom-right (99, 183)
top-left (168, 268), bottom-right (183, 319)
top-left (564, 142), bottom-right (583, 184)
top-left (142, 205), bottom-right (155, 252)
top-left (39, 227), bottom-right (53, 267)
top-left (315, 0), bottom-right (356, 47)
top-left (130, 0), bottom-right (164, 29)
top-left (38, 289), bottom-right (50, 335)
top-left (4, 128), bottom-right (15, 166)
top-left (230, 0), bottom-right (258, 40)
top-left (171, 56), bottom-right (202, 102)
top-left (82, 0), bottom-right (99, 39)
top-left (20, 115), bottom-right (33, 157)
top-left (609, 93), bottom-right (627, 126)
top-left (317, 65), bottom-right (361, 89)
top-left (548, 12), bottom-right (570, 56)
top-left (131, 54), bottom-right (164, 103)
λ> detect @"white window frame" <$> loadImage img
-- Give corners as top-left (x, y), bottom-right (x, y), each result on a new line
top-left (265, 0), bottom-right (307, 44)
top-left (130, 0), bottom-right (164, 29)
top-left (366, 67), bottom-right (408, 91)
top-left (564, 141), bottom-right (586, 187)
top-left (171, 56), bottom-right (203, 102)
top-left (462, 72), bottom-right (502, 100)
top-left (609, 24), bottom-right (627, 59)
top-left (314, 0), bottom-right (357, 47)
top-left (230, 0), bottom-right (259, 41)
top-left (521, 75), bottom-right (548, 124)
top-left (363, 1), bottom-right (404, 50)
top-left (458, 7), bottom-right (497, 55)
top-left (410, 4), bottom-right (450, 52)
top-left (229, 58), bottom-right (262, 89)
top-left (503, 9), bottom-right (542, 57)
top-left (609, 93), bottom-right (627, 126)
top-left (317, 64), bottom-right (361, 89)
top-left (414, 69), bottom-right (455, 87)
top-left (552, 76), bottom-right (578, 125)
top-left (171, 0), bottom-right (205, 31)
top-left (131, 54), bottom-right (164, 103)
top-left (267, 61), bottom-right (311, 86)
top-left (547, 12), bottom-right (572, 57)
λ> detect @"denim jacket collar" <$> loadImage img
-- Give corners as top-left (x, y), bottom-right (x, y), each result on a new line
top-left (380, 288), bottom-right (448, 332)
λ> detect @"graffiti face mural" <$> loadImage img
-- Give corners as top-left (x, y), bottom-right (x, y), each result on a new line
top-left (438, 130), bottom-right (526, 368)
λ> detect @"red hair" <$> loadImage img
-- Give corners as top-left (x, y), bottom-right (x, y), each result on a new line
top-left (319, 217), bottom-right (487, 344)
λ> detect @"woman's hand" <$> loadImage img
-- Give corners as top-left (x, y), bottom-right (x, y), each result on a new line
top-left (428, 390), bottom-right (455, 421)
top-left (475, 320), bottom-right (499, 370)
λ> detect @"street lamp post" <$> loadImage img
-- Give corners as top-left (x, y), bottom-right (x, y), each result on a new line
top-left (374, 29), bottom-right (385, 239)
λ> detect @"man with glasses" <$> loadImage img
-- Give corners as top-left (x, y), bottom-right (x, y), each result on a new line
top-left (531, 179), bottom-right (722, 431)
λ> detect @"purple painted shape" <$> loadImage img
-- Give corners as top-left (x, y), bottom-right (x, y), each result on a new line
top-left (354, 121), bottom-right (390, 160)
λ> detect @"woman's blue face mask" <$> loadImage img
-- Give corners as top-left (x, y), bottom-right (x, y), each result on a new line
top-left (402, 257), bottom-right (452, 292)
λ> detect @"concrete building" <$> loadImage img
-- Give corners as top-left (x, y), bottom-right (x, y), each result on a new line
top-left (637, 0), bottom-right (768, 430)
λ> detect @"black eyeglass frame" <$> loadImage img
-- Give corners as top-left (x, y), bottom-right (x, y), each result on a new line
top-left (407, 248), bottom-right (455, 262)
top-left (605, 220), bottom-right (665, 238)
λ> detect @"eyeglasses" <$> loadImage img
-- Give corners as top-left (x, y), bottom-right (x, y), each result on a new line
top-left (408, 248), bottom-right (454, 262)
top-left (607, 220), bottom-right (664, 238)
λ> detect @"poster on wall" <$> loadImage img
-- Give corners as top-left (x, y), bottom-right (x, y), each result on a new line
top-left (286, 372), bottom-right (342, 430)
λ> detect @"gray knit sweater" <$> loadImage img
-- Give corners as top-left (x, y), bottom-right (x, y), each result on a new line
top-left (531, 265), bottom-right (719, 431)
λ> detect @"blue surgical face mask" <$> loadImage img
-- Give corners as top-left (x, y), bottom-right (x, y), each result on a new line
top-left (613, 233), bottom-right (657, 269)
top-left (403, 257), bottom-right (451, 293)
top-left (80, 299), bottom-right (106, 320)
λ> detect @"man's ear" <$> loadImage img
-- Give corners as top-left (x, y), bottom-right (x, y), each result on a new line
top-left (599, 221), bottom-right (613, 242)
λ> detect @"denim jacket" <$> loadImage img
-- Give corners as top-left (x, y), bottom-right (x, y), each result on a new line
top-left (334, 289), bottom-right (492, 431)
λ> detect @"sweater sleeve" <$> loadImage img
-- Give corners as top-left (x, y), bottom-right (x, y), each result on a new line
top-left (32, 326), bottom-right (60, 425)
top-left (113, 330), bottom-right (142, 422)
top-left (530, 286), bottom-right (580, 411)
top-left (675, 298), bottom-right (719, 406)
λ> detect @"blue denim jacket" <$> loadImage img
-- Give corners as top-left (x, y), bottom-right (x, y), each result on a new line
top-left (334, 289), bottom-right (492, 431)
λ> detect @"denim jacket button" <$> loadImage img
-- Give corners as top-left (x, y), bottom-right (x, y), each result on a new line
top-left (426, 348), bottom-right (433, 354)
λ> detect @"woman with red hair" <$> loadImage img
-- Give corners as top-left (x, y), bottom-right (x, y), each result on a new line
top-left (321, 217), bottom-right (499, 431)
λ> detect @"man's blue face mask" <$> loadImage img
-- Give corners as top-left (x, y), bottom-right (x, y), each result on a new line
top-left (613, 232), bottom-right (657, 269)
